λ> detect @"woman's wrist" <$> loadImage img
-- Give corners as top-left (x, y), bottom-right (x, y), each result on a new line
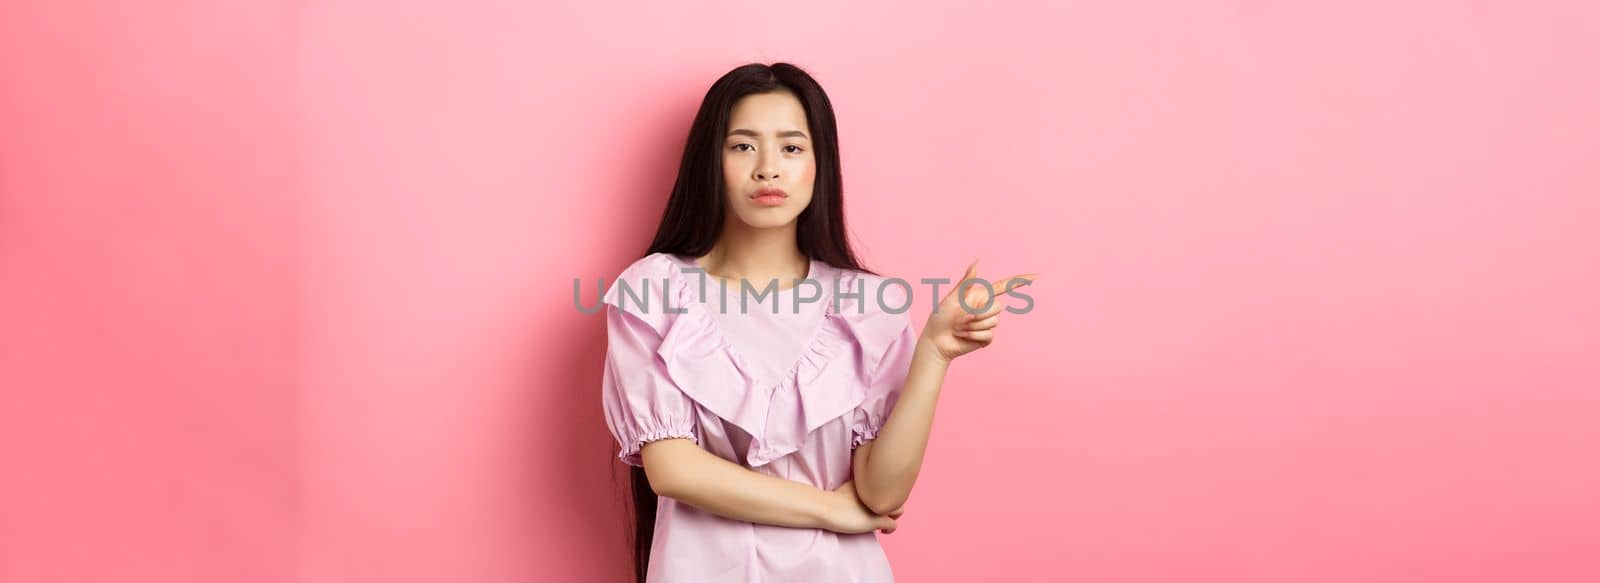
top-left (914, 334), bottom-right (954, 366)
top-left (814, 488), bottom-right (847, 531)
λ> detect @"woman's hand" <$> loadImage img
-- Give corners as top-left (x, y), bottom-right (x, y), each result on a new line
top-left (823, 480), bottom-right (902, 534)
top-left (920, 260), bottom-right (1037, 363)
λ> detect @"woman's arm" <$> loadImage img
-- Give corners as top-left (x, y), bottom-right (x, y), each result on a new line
top-left (851, 337), bottom-right (949, 514)
top-left (641, 438), bottom-right (896, 534)
top-left (852, 262), bottom-right (1036, 515)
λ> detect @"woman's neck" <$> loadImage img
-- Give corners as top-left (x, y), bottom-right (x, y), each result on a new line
top-left (697, 221), bottom-right (809, 291)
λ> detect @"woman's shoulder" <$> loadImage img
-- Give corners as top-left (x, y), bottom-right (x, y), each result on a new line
top-left (600, 252), bottom-right (696, 327)
top-left (607, 251), bottom-right (699, 290)
top-left (819, 265), bottom-right (918, 385)
top-left (609, 252), bottom-right (689, 281)
top-left (825, 265), bottom-right (914, 319)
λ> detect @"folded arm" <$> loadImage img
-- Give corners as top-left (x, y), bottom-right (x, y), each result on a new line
top-left (641, 438), bottom-right (858, 531)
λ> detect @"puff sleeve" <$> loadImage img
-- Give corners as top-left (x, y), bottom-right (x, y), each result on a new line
top-left (849, 316), bottom-right (920, 449)
top-left (601, 302), bottom-right (701, 467)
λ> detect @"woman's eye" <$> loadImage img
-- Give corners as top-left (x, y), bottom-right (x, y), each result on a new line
top-left (784, 145), bottom-right (804, 153)
top-left (732, 143), bottom-right (752, 152)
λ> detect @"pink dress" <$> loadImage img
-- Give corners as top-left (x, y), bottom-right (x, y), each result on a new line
top-left (600, 252), bottom-right (918, 583)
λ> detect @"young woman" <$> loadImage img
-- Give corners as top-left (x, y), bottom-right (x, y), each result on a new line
top-left (600, 62), bottom-right (1035, 583)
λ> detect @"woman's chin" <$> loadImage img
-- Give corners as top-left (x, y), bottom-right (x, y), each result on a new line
top-left (732, 210), bottom-right (801, 231)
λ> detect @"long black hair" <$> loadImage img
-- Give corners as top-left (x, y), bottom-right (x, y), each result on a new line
top-left (622, 62), bottom-right (874, 583)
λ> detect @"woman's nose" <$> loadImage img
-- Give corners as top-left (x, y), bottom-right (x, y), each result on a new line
top-left (756, 169), bottom-right (779, 181)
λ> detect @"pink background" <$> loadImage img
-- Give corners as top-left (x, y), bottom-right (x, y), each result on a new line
top-left (3, 1), bottom-right (1597, 582)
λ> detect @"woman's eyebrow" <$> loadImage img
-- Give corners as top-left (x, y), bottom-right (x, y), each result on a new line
top-left (727, 128), bottom-right (810, 140)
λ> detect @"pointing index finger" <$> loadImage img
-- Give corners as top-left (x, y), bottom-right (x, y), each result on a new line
top-left (993, 273), bottom-right (1040, 297)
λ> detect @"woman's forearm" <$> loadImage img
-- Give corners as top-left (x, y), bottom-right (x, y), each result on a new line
top-left (854, 337), bottom-right (949, 514)
top-left (641, 438), bottom-right (839, 530)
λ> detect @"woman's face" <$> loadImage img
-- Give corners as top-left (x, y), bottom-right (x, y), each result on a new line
top-left (721, 91), bottom-right (816, 230)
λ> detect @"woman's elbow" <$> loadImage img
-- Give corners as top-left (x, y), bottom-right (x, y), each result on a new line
top-left (856, 483), bottom-right (904, 515)
top-left (639, 440), bottom-right (693, 497)
top-left (641, 465), bottom-right (678, 497)
top-left (866, 498), bottom-right (900, 516)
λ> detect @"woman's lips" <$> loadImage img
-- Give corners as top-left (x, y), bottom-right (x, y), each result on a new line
top-left (752, 187), bottom-right (788, 207)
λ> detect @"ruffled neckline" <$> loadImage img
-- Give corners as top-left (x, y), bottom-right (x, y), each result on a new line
top-left (662, 252), bottom-right (839, 391)
top-left (606, 252), bottom-right (911, 467)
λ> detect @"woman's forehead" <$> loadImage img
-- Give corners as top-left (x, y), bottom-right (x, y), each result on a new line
top-left (728, 92), bottom-right (808, 130)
